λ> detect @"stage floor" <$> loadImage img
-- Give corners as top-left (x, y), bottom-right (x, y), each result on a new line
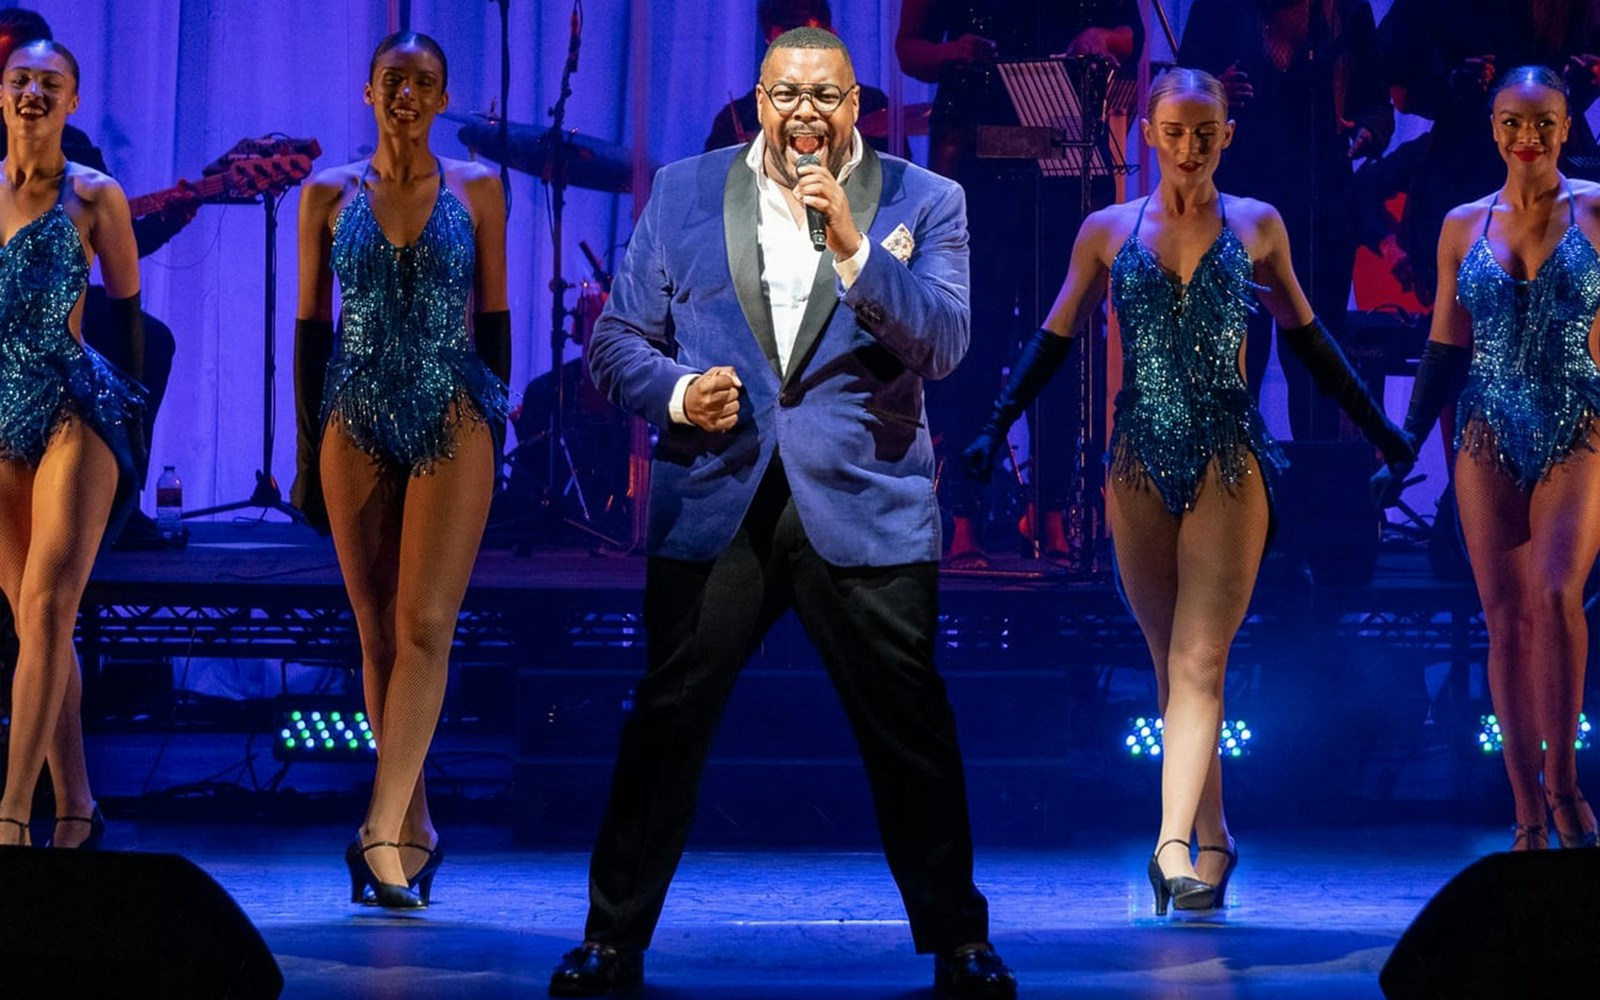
top-left (101, 820), bottom-right (1510, 999)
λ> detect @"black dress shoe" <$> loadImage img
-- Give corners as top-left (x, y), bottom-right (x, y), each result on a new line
top-left (549, 942), bottom-right (644, 997)
top-left (934, 943), bottom-right (1017, 1000)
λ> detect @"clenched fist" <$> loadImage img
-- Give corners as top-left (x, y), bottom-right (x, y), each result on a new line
top-left (685, 365), bottom-right (743, 432)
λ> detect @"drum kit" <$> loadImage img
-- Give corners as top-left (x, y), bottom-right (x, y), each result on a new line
top-left (444, 109), bottom-right (637, 549)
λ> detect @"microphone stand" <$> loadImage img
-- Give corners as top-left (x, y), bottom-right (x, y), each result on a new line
top-left (532, 0), bottom-right (615, 546)
top-left (184, 189), bottom-right (307, 525)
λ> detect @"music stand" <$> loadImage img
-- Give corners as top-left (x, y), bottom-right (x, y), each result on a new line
top-left (183, 189), bottom-right (306, 525)
top-left (978, 57), bottom-right (1135, 575)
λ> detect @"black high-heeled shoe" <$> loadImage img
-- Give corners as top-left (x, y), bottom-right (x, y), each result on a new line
top-left (344, 840), bottom-right (425, 909)
top-left (0, 816), bottom-right (28, 847)
top-left (1198, 839), bottom-right (1239, 905)
top-left (401, 840), bottom-right (445, 904)
top-left (1147, 839), bottom-right (1215, 916)
top-left (1547, 793), bottom-right (1599, 849)
top-left (47, 805), bottom-right (105, 850)
top-left (1510, 823), bottom-right (1548, 851)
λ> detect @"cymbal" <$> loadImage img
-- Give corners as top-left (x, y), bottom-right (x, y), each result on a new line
top-left (457, 119), bottom-right (642, 193)
top-left (857, 102), bottom-right (932, 139)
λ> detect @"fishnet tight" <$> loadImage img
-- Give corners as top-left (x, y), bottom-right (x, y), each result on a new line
top-left (0, 416), bottom-right (118, 846)
top-left (1109, 454), bottom-right (1270, 883)
top-left (320, 402), bottom-right (496, 887)
top-left (1454, 425), bottom-right (1600, 847)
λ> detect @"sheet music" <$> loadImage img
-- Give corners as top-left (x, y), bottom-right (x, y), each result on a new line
top-left (995, 59), bottom-right (1133, 178)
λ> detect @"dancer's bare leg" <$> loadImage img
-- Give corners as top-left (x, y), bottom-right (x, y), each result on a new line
top-left (322, 409), bottom-right (494, 886)
top-left (1110, 456), bottom-right (1266, 880)
top-left (1455, 444), bottom-right (1543, 842)
top-left (45, 665), bottom-right (95, 846)
top-left (0, 419), bottom-right (117, 835)
top-left (321, 420), bottom-right (405, 880)
top-left (1525, 437), bottom-right (1600, 841)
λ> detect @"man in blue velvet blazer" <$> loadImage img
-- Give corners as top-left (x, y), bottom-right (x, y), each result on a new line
top-left (549, 27), bottom-right (1015, 1000)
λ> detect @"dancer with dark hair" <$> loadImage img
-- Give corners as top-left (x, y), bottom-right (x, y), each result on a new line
top-left (967, 68), bottom-right (1413, 910)
top-left (0, 37), bottom-right (145, 849)
top-left (549, 26), bottom-right (1013, 1000)
top-left (1376, 65), bottom-right (1600, 851)
top-left (294, 31), bottom-right (509, 907)
top-left (1379, 0), bottom-right (1600, 306)
top-left (0, 7), bottom-right (192, 549)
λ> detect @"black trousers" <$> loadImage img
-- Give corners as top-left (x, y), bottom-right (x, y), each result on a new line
top-left (583, 462), bottom-right (990, 952)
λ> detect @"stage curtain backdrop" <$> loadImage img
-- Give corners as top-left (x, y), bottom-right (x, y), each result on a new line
top-left (16, 0), bottom-right (946, 515)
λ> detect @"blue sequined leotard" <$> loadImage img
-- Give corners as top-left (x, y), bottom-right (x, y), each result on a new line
top-left (324, 161), bottom-right (507, 471)
top-left (1108, 195), bottom-right (1284, 514)
top-left (1455, 183), bottom-right (1600, 488)
top-left (0, 172), bottom-right (146, 536)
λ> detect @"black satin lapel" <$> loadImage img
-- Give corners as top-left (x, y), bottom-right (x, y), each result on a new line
top-left (782, 147), bottom-right (885, 388)
top-left (723, 154), bottom-right (782, 377)
top-left (846, 145), bottom-right (884, 247)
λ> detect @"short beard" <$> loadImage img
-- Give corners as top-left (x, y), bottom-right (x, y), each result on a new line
top-left (765, 128), bottom-right (850, 186)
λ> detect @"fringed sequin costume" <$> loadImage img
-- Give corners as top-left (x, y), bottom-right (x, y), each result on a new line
top-left (1455, 185), bottom-right (1600, 488)
top-left (324, 161), bottom-right (507, 471)
top-left (0, 176), bottom-right (146, 539)
top-left (1108, 195), bottom-right (1284, 514)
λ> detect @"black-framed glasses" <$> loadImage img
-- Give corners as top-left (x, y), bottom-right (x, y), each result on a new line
top-left (759, 82), bottom-right (857, 113)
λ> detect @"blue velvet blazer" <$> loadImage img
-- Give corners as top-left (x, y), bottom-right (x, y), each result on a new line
top-left (587, 143), bottom-right (970, 567)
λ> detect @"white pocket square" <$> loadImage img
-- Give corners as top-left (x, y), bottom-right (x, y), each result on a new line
top-left (880, 223), bottom-right (915, 263)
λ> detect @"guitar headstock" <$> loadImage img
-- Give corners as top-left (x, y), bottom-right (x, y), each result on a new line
top-left (220, 154), bottom-right (316, 201)
top-left (204, 137), bottom-right (322, 176)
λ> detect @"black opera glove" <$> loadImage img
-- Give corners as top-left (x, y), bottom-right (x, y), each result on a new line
top-left (1280, 316), bottom-right (1415, 467)
top-left (1371, 339), bottom-right (1471, 508)
top-left (473, 310), bottom-right (512, 386)
top-left (104, 292), bottom-right (150, 482)
top-left (962, 327), bottom-right (1076, 482)
top-left (102, 291), bottom-right (146, 383)
top-left (291, 318), bottom-right (335, 533)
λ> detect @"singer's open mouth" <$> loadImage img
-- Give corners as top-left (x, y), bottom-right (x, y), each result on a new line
top-left (788, 133), bottom-right (825, 156)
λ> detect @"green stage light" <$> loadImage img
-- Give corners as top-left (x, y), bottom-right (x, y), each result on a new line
top-left (1124, 717), bottom-right (1252, 760)
top-left (272, 700), bottom-right (377, 761)
top-left (1480, 712), bottom-right (1591, 754)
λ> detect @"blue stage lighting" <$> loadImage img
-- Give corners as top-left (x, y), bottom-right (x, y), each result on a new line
top-left (1219, 719), bottom-right (1253, 758)
top-left (273, 701), bottom-right (377, 761)
top-left (1478, 712), bottom-right (1591, 754)
top-left (1123, 717), bottom-right (1253, 759)
top-left (1477, 714), bottom-right (1504, 754)
top-left (1124, 716), bottom-right (1164, 758)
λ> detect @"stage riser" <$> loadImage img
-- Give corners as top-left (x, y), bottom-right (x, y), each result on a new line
top-left (514, 760), bottom-right (1076, 846)
top-left (514, 632), bottom-right (1084, 845)
top-left (516, 670), bottom-right (1080, 759)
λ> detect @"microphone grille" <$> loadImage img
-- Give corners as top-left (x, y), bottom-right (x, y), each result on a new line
top-left (796, 153), bottom-right (820, 167)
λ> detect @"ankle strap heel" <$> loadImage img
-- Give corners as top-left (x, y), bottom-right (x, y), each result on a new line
top-left (0, 816), bottom-right (29, 847)
top-left (1511, 823), bottom-right (1548, 851)
top-left (48, 805), bottom-right (106, 850)
top-left (1147, 839), bottom-right (1215, 916)
top-left (1546, 793), bottom-right (1599, 849)
top-left (1198, 840), bottom-right (1240, 903)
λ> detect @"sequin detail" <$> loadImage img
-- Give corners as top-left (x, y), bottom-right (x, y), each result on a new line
top-left (326, 172), bottom-right (507, 473)
top-left (0, 196), bottom-right (145, 511)
top-left (1455, 221), bottom-right (1600, 489)
top-left (1107, 205), bottom-right (1284, 515)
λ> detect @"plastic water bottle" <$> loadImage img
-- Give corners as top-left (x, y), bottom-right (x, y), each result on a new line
top-left (155, 465), bottom-right (183, 541)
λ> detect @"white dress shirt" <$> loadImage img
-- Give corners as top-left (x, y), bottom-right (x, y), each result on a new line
top-left (669, 131), bottom-right (872, 424)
